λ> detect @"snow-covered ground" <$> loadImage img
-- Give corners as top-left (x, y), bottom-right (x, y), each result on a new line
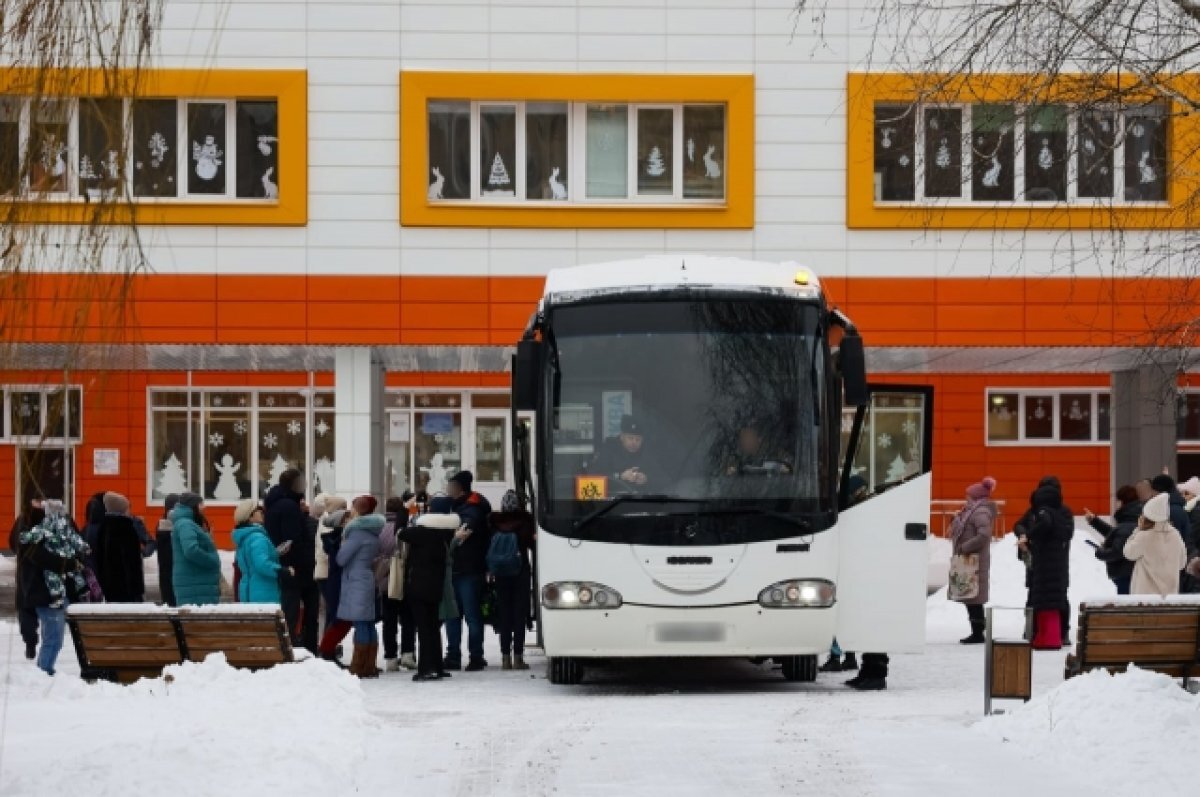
top-left (1, 532), bottom-right (1195, 796)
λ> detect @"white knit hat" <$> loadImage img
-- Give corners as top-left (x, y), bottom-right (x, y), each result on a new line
top-left (1142, 492), bottom-right (1171, 524)
top-left (1180, 476), bottom-right (1200, 497)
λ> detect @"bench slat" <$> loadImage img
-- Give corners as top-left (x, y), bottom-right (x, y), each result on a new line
top-left (1084, 613), bottom-right (1200, 630)
top-left (1085, 627), bottom-right (1200, 643)
top-left (183, 634), bottom-right (287, 649)
top-left (177, 621), bottom-right (287, 635)
top-left (79, 635), bottom-right (180, 651)
top-left (86, 649), bottom-right (185, 666)
top-left (72, 620), bottom-right (177, 634)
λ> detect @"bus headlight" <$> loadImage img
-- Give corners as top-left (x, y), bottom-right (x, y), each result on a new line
top-left (758, 579), bottom-right (835, 608)
top-left (543, 582), bottom-right (622, 610)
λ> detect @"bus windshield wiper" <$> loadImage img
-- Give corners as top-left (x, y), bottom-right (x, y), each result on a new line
top-left (574, 494), bottom-right (700, 532)
top-left (683, 506), bottom-right (812, 532)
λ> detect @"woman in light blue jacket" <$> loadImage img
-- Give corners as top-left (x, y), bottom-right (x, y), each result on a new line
top-left (336, 496), bottom-right (384, 677)
top-left (232, 499), bottom-right (284, 604)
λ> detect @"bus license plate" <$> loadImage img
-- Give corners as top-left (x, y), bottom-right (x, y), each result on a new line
top-left (654, 623), bottom-right (727, 643)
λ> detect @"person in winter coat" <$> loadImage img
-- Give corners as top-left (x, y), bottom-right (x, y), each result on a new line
top-left (316, 506), bottom-right (353, 666)
top-left (444, 470), bottom-right (493, 671)
top-left (1014, 475), bottom-right (1074, 644)
top-left (949, 477), bottom-right (997, 644)
top-left (488, 490), bottom-right (536, 669)
top-left (1083, 486), bottom-right (1140, 595)
top-left (155, 495), bottom-right (179, 606)
top-left (336, 496), bottom-right (385, 678)
top-left (232, 499), bottom-right (285, 604)
top-left (1021, 483), bottom-right (1074, 650)
top-left (80, 491), bottom-right (107, 571)
top-left (398, 498), bottom-right (461, 681)
top-left (18, 500), bottom-right (89, 675)
top-left (10, 496), bottom-right (44, 659)
top-left (264, 468), bottom-right (319, 653)
top-left (94, 492), bottom-right (145, 602)
top-left (315, 495), bottom-right (347, 622)
top-left (378, 495), bottom-right (418, 672)
top-left (170, 493), bottom-right (222, 606)
top-left (1124, 492), bottom-right (1188, 597)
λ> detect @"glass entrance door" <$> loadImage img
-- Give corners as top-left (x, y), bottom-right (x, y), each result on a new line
top-left (17, 446), bottom-right (74, 514)
top-left (470, 411), bottom-right (511, 505)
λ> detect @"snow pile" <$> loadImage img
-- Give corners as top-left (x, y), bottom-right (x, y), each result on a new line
top-left (979, 667), bottom-right (1200, 795)
top-left (0, 654), bottom-right (373, 797)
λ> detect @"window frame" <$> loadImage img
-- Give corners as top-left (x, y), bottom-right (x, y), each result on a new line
top-left (984, 387), bottom-right (1111, 447)
top-left (1, 384), bottom-right (84, 445)
top-left (401, 71), bottom-right (754, 229)
top-left (0, 68), bottom-right (306, 225)
top-left (848, 72), bottom-right (1195, 230)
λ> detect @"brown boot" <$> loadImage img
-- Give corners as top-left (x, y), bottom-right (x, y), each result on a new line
top-left (360, 643), bottom-right (380, 679)
top-left (348, 645), bottom-right (366, 677)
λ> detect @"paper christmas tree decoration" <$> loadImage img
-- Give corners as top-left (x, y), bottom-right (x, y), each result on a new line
top-left (646, 145), bottom-right (665, 177)
top-left (157, 453), bottom-right (188, 497)
top-left (267, 453), bottom-right (289, 488)
top-left (313, 456), bottom-right (336, 495)
top-left (488, 153), bottom-right (510, 187)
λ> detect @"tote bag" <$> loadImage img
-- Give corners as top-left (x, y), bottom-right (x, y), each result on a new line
top-left (386, 542), bottom-right (407, 601)
top-left (947, 553), bottom-right (980, 602)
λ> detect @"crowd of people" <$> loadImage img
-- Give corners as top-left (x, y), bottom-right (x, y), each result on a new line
top-left (943, 471), bottom-right (1200, 652)
top-left (9, 468), bottom-right (535, 681)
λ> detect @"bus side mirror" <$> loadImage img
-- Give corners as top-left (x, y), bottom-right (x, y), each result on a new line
top-left (513, 340), bottom-right (543, 411)
top-left (840, 334), bottom-right (868, 408)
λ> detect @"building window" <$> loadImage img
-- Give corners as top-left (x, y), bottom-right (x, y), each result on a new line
top-left (985, 388), bottom-right (1110, 445)
top-left (0, 94), bottom-right (281, 203)
top-left (425, 100), bottom-right (726, 205)
top-left (0, 386), bottom-right (83, 443)
top-left (148, 389), bottom-right (334, 504)
top-left (872, 101), bottom-right (1169, 206)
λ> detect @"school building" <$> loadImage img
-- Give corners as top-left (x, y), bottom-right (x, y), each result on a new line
top-left (3, 0), bottom-right (1197, 544)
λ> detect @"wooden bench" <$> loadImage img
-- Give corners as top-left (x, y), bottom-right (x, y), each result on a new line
top-left (1064, 600), bottom-right (1200, 687)
top-left (68, 605), bottom-right (294, 684)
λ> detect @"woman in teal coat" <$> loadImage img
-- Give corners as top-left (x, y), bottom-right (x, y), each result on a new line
top-left (170, 493), bottom-right (222, 606)
top-left (232, 500), bottom-right (285, 604)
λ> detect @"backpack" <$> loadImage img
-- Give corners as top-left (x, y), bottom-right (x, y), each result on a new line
top-left (486, 531), bottom-right (522, 578)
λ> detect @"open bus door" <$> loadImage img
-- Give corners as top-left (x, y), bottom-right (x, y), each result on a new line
top-left (834, 384), bottom-right (932, 653)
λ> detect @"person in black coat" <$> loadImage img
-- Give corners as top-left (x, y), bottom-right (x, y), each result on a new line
top-left (1021, 483), bottom-right (1073, 649)
top-left (444, 471), bottom-right (493, 671)
top-left (95, 492), bottom-right (145, 602)
top-left (81, 491), bottom-right (107, 571)
top-left (264, 469), bottom-right (320, 653)
top-left (9, 496), bottom-right (44, 659)
top-left (397, 498), bottom-right (460, 681)
top-left (1014, 475), bottom-right (1074, 642)
top-left (1083, 486), bottom-right (1140, 595)
top-left (155, 494), bottom-right (179, 606)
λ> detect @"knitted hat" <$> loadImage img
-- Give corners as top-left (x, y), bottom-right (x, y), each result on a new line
top-left (501, 489), bottom-right (522, 513)
top-left (966, 477), bottom-right (997, 501)
top-left (620, 415), bottom-right (642, 435)
top-left (353, 495), bottom-right (378, 515)
top-left (102, 491), bottom-right (130, 515)
top-left (449, 471), bottom-right (474, 492)
top-left (1180, 476), bottom-right (1200, 497)
top-left (324, 496), bottom-right (348, 513)
top-left (1143, 491), bottom-right (1171, 524)
top-left (163, 494), bottom-right (180, 515)
top-left (233, 499), bottom-right (259, 526)
top-left (310, 492), bottom-right (329, 518)
top-left (1151, 474), bottom-right (1177, 494)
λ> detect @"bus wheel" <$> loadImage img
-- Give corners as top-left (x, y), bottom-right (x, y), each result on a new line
top-left (548, 656), bottom-right (584, 685)
top-left (781, 655), bottom-right (818, 682)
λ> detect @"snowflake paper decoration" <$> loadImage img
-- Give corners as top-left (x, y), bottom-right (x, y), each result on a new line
top-left (877, 433), bottom-right (893, 448)
top-left (212, 396), bottom-right (223, 407)
top-left (238, 396), bottom-right (247, 406)
top-left (286, 420), bottom-right (302, 436)
top-left (314, 397), bottom-right (325, 408)
top-left (315, 419), bottom-right (330, 437)
top-left (18, 401), bottom-right (32, 418)
top-left (263, 432), bottom-right (279, 449)
top-left (448, 396), bottom-right (458, 407)
top-left (208, 432), bottom-right (225, 448)
top-left (265, 396), bottom-right (276, 407)
top-left (233, 420), bottom-right (248, 435)
top-left (901, 419), bottom-right (917, 436)
top-left (419, 395), bottom-right (431, 407)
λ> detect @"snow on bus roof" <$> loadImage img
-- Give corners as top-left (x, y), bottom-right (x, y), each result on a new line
top-left (543, 255), bottom-right (821, 299)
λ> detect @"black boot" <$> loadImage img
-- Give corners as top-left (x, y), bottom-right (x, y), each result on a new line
top-left (413, 671), bottom-right (439, 682)
top-left (24, 641), bottom-right (36, 660)
top-left (842, 653), bottom-right (858, 671)
top-left (819, 654), bottom-right (842, 672)
top-left (960, 621), bottom-right (986, 644)
top-left (848, 676), bottom-right (887, 691)
top-left (442, 656), bottom-right (462, 671)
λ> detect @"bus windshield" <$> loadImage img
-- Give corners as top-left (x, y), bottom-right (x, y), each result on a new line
top-left (540, 297), bottom-right (832, 544)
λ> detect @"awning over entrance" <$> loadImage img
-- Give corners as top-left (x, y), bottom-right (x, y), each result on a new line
top-left (4, 343), bottom-right (1187, 375)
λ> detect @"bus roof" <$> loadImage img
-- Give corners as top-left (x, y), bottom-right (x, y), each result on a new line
top-left (542, 255), bottom-right (821, 302)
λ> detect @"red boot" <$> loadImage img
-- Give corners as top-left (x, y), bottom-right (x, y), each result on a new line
top-left (1031, 609), bottom-right (1062, 650)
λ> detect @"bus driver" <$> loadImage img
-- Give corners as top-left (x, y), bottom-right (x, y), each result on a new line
top-left (725, 423), bottom-right (793, 476)
top-left (591, 415), bottom-right (654, 492)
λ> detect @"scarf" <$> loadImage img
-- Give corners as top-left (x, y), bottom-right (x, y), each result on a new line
top-left (20, 514), bottom-right (89, 608)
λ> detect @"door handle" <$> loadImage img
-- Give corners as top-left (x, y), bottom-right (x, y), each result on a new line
top-left (905, 523), bottom-right (927, 541)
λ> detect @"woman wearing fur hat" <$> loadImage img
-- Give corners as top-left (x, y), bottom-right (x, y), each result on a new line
top-left (94, 491), bottom-right (145, 602)
top-left (1124, 492), bottom-right (1188, 597)
top-left (949, 477), bottom-right (997, 644)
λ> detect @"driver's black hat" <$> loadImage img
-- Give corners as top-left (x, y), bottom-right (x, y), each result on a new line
top-left (620, 415), bottom-right (642, 435)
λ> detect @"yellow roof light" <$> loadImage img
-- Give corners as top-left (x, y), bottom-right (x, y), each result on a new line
top-left (794, 270), bottom-right (811, 286)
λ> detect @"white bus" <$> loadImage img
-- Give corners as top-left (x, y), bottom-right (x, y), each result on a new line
top-left (511, 256), bottom-right (931, 685)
